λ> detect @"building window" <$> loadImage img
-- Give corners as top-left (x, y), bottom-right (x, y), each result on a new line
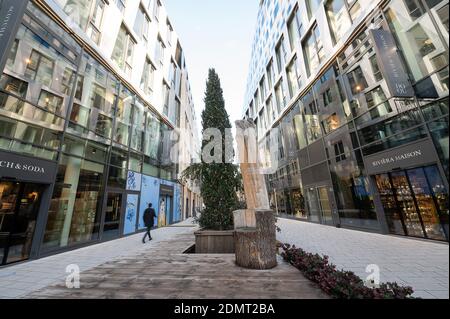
top-left (306, 0), bottom-right (322, 20)
top-left (287, 6), bottom-right (303, 50)
top-left (275, 80), bottom-right (286, 112)
top-left (436, 4), bottom-right (449, 33)
top-left (162, 82), bottom-right (170, 116)
top-left (347, 66), bottom-right (368, 95)
top-left (167, 21), bottom-right (173, 45)
top-left (369, 54), bottom-right (383, 82)
top-left (115, 0), bottom-right (126, 13)
top-left (140, 58), bottom-right (155, 95)
top-left (259, 77), bottom-right (267, 103)
top-left (153, 0), bottom-right (161, 21)
top-left (334, 141), bottom-right (346, 162)
top-left (275, 37), bottom-right (287, 74)
top-left (302, 24), bottom-right (324, 77)
top-left (24, 50), bottom-right (54, 88)
top-left (111, 25), bottom-right (136, 76)
top-left (266, 60), bottom-right (275, 89)
top-left (155, 37), bottom-right (165, 68)
top-left (254, 90), bottom-right (260, 109)
top-left (86, 0), bottom-right (106, 45)
top-left (134, 5), bottom-right (151, 41)
top-left (322, 113), bottom-right (340, 134)
top-left (325, 0), bottom-right (352, 44)
top-left (322, 88), bottom-right (333, 107)
top-left (37, 90), bottom-right (64, 115)
top-left (286, 56), bottom-right (301, 98)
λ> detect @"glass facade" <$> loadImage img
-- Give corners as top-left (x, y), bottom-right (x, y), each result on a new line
top-left (245, 0), bottom-right (449, 241)
top-left (0, 0), bottom-right (191, 263)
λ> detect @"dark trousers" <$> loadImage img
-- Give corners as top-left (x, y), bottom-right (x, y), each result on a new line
top-left (143, 226), bottom-right (153, 241)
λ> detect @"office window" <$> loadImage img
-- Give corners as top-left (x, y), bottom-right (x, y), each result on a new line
top-left (140, 59), bottom-right (155, 95)
top-left (436, 4), bottom-right (449, 33)
top-left (302, 24), bottom-right (324, 77)
top-left (115, 0), bottom-right (126, 13)
top-left (254, 90), bottom-right (260, 109)
top-left (111, 25), bottom-right (135, 76)
top-left (287, 6), bottom-right (303, 50)
top-left (286, 56), bottom-right (302, 98)
top-left (365, 86), bottom-right (388, 108)
top-left (325, 0), bottom-right (352, 44)
top-left (37, 90), bottom-right (64, 115)
top-left (134, 5), bottom-right (150, 41)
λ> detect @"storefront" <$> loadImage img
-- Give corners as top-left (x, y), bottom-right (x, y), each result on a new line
top-left (0, 150), bottom-right (57, 265)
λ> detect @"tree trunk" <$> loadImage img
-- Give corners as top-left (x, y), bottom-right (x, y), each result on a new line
top-left (234, 210), bottom-right (277, 269)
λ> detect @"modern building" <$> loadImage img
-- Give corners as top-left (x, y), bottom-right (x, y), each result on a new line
top-left (0, 0), bottom-right (201, 266)
top-left (243, 0), bottom-right (449, 241)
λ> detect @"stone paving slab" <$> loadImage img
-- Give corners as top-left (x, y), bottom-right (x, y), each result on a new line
top-left (276, 218), bottom-right (449, 299)
top-left (25, 232), bottom-right (328, 299)
top-left (0, 219), bottom-right (198, 299)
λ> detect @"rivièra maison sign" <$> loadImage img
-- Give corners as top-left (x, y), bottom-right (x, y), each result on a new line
top-left (364, 140), bottom-right (438, 175)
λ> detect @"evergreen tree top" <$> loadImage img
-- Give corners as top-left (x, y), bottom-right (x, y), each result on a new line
top-left (202, 68), bottom-right (231, 132)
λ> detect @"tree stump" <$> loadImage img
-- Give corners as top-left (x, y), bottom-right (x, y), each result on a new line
top-left (234, 210), bottom-right (277, 269)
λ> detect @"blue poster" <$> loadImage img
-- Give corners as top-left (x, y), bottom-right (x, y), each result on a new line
top-left (124, 194), bottom-right (139, 235)
top-left (127, 171), bottom-right (142, 191)
top-left (138, 175), bottom-right (161, 230)
top-left (160, 180), bottom-right (182, 224)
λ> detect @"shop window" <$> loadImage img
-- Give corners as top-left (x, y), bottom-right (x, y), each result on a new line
top-left (24, 50), bottom-right (54, 88)
top-left (421, 98), bottom-right (449, 121)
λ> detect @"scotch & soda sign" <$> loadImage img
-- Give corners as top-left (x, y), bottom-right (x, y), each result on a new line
top-left (0, 150), bottom-right (57, 183)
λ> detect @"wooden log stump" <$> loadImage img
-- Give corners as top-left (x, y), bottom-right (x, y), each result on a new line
top-left (234, 209), bottom-right (277, 270)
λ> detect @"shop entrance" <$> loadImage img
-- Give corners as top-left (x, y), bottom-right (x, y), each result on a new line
top-left (305, 186), bottom-right (334, 225)
top-left (375, 165), bottom-right (449, 241)
top-left (101, 192), bottom-right (124, 241)
top-left (0, 181), bottom-right (45, 265)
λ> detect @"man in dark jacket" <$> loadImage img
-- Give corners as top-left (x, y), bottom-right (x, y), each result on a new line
top-left (142, 203), bottom-right (156, 243)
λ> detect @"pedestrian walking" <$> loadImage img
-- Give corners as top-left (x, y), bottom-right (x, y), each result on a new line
top-left (142, 203), bottom-right (156, 243)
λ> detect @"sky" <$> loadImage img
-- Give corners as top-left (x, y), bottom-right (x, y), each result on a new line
top-left (164, 0), bottom-right (259, 134)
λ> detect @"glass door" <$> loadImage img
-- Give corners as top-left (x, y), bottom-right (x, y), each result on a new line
top-left (306, 188), bottom-right (321, 223)
top-left (102, 192), bottom-right (123, 241)
top-left (317, 187), bottom-right (333, 225)
top-left (0, 181), bottom-right (44, 265)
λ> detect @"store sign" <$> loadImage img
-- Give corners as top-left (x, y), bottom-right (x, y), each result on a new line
top-left (370, 29), bottom-right (415, 98)
top-left (0, 0), bottom-right (28, 71)
top-left (0, 150), bottom-right (57, 183)
top-left (364, 140), bottom-right (437, 175)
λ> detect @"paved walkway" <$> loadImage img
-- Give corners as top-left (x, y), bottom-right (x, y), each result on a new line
top-left (24, 232), bottom-right (327, 299)
top-left (0, 219), bottom-right (198, 298)
top-left (276, 218), bottom-right (449, 299)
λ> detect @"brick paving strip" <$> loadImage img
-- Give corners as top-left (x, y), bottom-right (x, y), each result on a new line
top-left (25, 231), bottom-right (328, 299)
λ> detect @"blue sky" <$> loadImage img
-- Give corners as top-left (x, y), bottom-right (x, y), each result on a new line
top-left (164, 0), bottom-right (259, 132)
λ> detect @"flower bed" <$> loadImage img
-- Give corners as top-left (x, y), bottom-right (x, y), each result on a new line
top-left (280, 244), bottom-right (415, 299)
